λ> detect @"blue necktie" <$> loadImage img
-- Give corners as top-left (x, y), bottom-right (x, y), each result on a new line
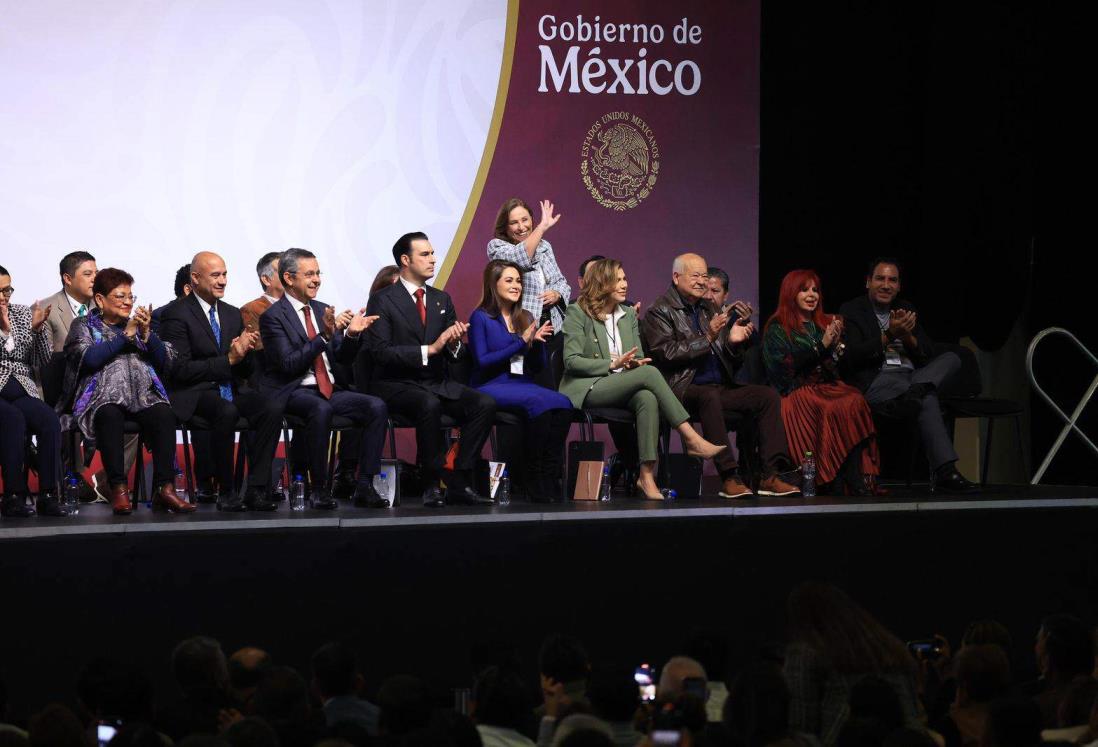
top-left (208, 306), bottom-right (234, 401)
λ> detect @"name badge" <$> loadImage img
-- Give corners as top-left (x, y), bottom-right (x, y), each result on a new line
top-left (510, 353), bottom-right (524, 376)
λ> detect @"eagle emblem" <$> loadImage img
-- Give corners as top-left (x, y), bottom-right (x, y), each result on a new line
top-left (581, 113), bottom-right (660, 211)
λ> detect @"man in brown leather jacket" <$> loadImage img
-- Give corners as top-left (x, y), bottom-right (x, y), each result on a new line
top-left (641, 253), bottom-right (797, 497)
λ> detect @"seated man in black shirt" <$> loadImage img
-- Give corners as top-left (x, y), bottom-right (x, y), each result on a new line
top-left (838, 257), bottom-right (978, 493)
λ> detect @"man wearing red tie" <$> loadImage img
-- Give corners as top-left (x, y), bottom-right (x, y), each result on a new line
top-left (258, 248), bottom-right (389, 509)
top-left (365, 232), bottom-right (496, 507)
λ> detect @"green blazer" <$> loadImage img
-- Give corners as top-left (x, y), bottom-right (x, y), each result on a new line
top-left (559, 302), bottom-right (645, 408)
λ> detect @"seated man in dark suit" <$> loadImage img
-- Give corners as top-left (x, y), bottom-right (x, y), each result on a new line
top-left (259, 248), bottom-right (388, 509)
top-left (159, 252), bottom-right (284, 511)
top-left (366, 232), bottom-right (495, 507)
top-left (838, 257), bottom-right (978, 493)
top-left (642, 253), bottom-right (798, 498)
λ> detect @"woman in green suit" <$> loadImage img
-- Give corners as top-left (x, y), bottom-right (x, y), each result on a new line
top-left (561, 258), bottom-right (725, 499)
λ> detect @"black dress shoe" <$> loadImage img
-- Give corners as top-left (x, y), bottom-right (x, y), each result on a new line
top-left (422, 486), bottom-right (446, 508)
top-left (36, 491), bottom-right (70, 517)
top-left (1, 494), bottom-right (36, 518)
top-left (445, 485), bottom-right (495, 506)
top-left (216, 492), bottom-right (247, 512)
top-left (242, 488), bottom-right (279, 512)
top-left (309, 491), bottom-right (339, 510)
top-left (930, 466), bottom-right (981, 494)
top-left (332, 472), bottom-right (357, 501)
top-left (193, 479), bottom-right (219, 504)
top-left (353, 483), bottom-right (390, 508)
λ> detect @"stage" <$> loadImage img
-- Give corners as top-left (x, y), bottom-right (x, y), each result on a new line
top-left (4, 482), bottom-right (1097, 723)
top-left (2, 483), bottom-right (1097, 540)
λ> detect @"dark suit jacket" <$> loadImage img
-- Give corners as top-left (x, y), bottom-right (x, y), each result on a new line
top-left (838, 294), bottom-right (936, 392)
top-left (258, 295), bottom-right (359, 400)
top-left (365, 281), bottom-right (467, 400)
top-left (159, 294), bottom-right (254, 421)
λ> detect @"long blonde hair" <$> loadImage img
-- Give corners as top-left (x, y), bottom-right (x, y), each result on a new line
top-left (577, 258), bottom-right (623, 320)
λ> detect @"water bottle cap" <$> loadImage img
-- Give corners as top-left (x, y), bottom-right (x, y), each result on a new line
top-left (293, 473), bottom-right (303, 480)
top-left (804, 451), bottom-right (813, 457)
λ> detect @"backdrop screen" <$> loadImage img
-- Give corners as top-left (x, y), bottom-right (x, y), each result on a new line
top-left (1, 0), bottom-right (757, 312)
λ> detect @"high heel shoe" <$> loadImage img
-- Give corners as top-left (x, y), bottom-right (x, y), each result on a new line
top-left (684, 439), bottom-right (728, 460)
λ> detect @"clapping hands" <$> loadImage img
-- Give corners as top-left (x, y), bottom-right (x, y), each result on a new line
top-left (821, 317), bottom-right (844, 349)
top-left (610, 346), bottom-right (651, 370)
top-left (30, 300), bottom-right (52, 332)
top-left (228, 329), bottom-right (259, 365)
top-left (887, 309), bottom-right (917, 341)
top-left (522, 320), bottom-right (553, 345)
top-left (429, 320), bottom-right (468, 356)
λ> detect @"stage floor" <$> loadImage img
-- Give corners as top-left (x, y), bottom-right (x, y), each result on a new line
top-left (3, 482), bottom-right (1095, 540)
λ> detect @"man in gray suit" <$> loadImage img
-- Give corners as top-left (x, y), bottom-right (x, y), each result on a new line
top-left (42, 250), bottom-right (97, 352)
top-left (42, 251), bottom-right (137, 500)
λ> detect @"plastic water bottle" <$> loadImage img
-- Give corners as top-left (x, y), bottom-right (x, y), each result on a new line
top-left (274, 475), bottom-right (285, 501)
top-left (290, 474), bottom-right (306, 512)
top-left (374, 472), bottom-right (389, 503)
top-left (802, 451), bottom-right (817, 497)
top-left (497, 470), bottom-right (511, 506)
top-left (174, 469), bottom-right (189, 502)
top-left (598, 464), bottom-right (612, 502)
top-left (64, 473), bottom-right (80, 515)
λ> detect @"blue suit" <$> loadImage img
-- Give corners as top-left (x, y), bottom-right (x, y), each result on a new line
top-left (259, 296), bottom-right (387, 487)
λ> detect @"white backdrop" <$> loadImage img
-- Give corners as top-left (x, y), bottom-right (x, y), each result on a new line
top-left (0, 0), bottom-right (506, 308)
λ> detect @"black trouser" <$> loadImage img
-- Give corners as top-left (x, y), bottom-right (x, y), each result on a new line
top-left (94, 403), bottom-right (176, 489)
top-left (285, 387), bottom-right (388, 489)
top-left (235, 392), bottom-right (284, 491)
top-left (0, 379), bottom-right (61, 493)
top-left (384, 385), bottom-right (496, 483)
top-left (526, 408), bottom-right (571, 495)
top-left (190, 390), bottom-right (239, 489)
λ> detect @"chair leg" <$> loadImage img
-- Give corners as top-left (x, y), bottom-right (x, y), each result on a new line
top-left (489, 428), bottom-right (499, 461)
top-left (326, 430), bottom-right (339, 491)
top-left (181, 427), bottom-right (195, 502)
top-left (234, 433), bottom-right (247, 492)
top-left (1013, 415), bottom-right (1026, 484)
top-left (387, 420), bottom-right (397, 460)
top-left (981, 418), bottom-right (994, 486)
top-left (281, 424), bottom-right (293, 491)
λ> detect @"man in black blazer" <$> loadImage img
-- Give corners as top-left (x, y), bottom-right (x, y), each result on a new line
top-left (160, 252), bottom-right (284, 511)
top-left (366, 232), bottom-right (495, 507)
top-left (839, 257), bottom-right (978, 493)
top-left (259, 248), bottom-right (388, 509)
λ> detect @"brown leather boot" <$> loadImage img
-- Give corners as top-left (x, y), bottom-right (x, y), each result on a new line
top-left (110, 484), bottom-right (133, 515)
top-left (152, 483), bottom-right (198, 513)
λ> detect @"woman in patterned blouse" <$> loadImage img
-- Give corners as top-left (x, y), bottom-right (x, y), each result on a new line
top-left (60, 267), bottom-right (195, 516)
top-left (0, 265), bottom-right (63, 517)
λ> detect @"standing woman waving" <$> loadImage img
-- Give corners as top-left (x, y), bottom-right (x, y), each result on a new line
top-left (487, 198), bottom-right (571, 382)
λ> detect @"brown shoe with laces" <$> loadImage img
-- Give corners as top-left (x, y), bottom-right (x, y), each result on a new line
top-left (152, 483), bottom-right (198, 513)
top-left (757, 474), bottom-right (801, 497)
top-left (110, 484), bottom-right (133, 515)
top-left (718, 476), bottom-right (754, 498)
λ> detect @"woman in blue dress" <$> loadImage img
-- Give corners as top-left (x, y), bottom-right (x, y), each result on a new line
top-left (469, 260), bottom-right (573, 501)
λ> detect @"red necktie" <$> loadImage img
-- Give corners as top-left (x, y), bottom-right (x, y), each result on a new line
top-left (414, 288), bottom-right (426, 325)
top-left (301, 305), bottom-right (334, 399)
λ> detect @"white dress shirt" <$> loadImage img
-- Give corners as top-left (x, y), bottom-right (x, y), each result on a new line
top-left (65, 291), bottom-right (88, 318)
top-left (398, 275), bottom-right (461, 364)
top-left (194, 293), bottom-right (221, 335)
top-left (602, 305), bottom-right (627, 372)
top-left (288, 296), bottom-right (335, 386)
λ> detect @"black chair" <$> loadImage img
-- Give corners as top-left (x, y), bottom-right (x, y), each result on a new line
top-left (41, 351), bottom-right (149, 503)
top-left (178, 414), bottom-right (250, 499)
top-left (937, 343), bottom-right (1025, 484)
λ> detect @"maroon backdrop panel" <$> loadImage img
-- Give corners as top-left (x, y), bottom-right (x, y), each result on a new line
top-left (443, 0), bottom-right (759, 317)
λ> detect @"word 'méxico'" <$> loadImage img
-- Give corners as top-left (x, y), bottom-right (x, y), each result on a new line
top-left (537, 15), bottom-right (704, 96)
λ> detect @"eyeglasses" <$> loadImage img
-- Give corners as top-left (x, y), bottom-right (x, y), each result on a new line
top-left (0, 287), bottom-right (14, 297)
top-left (106, 293), bottom-right (137, 303)
top-left (290, 271), bottom-right (322, 280)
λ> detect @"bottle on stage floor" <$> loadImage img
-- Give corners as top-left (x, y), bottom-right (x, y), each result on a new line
top-left (274, 475), bottom-right (285, 501)
top-left (376, 472), bottom-right (389, 504)
top-left (64, 472), bottom-right (80, 515)
top-left (174, 469), bottom-right (189, 503)
top-left (802, 451), bottom-right (816, 498)
top-left (290, 474), bottom-right (306, 512)
top-left (599, 463), bottom-right (612, 502)
top-left (498, 470), bottom-right (511, 506)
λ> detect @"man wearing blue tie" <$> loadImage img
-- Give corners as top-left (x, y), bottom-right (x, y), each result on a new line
top-left (159, 252), bottom-right (284, 511)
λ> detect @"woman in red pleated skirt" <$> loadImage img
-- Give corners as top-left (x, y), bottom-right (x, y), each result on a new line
top-left (762, 270), bottom-right (878, 495)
